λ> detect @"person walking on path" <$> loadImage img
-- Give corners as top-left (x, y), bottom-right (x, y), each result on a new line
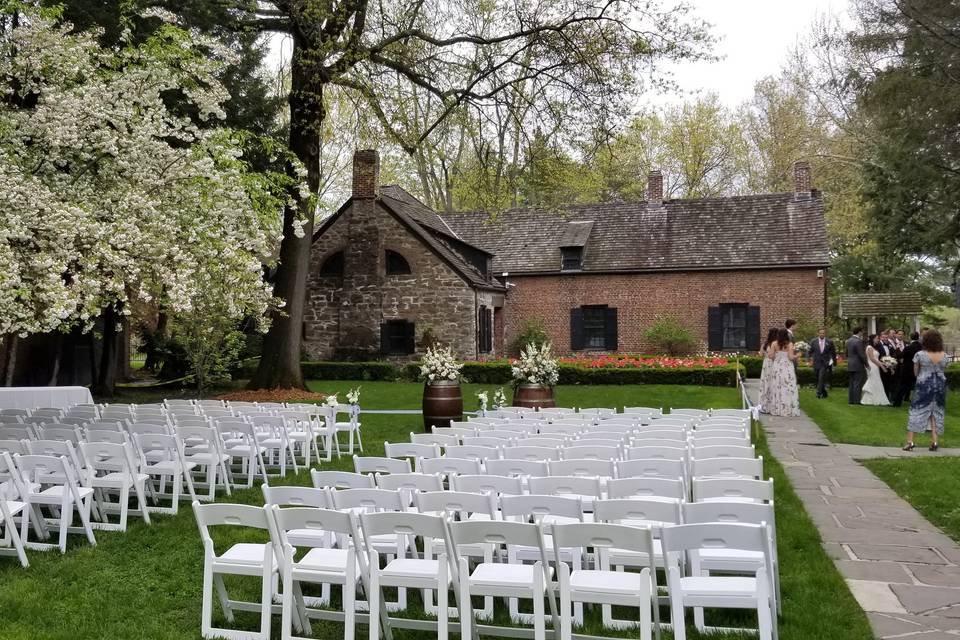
top-left (809, 327), bottom-right (836, 399)
top-left (892, 332), bottom-right (923, 407)
top-left (846, 327), bottom-right (869, 404)
top-left (761, 328), bottom-right (800, 417)
top-left (903, 329), bottom-right (949, 451)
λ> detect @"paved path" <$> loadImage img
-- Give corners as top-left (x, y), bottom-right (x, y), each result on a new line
top-left (745, 380), bottom-right (960, 638)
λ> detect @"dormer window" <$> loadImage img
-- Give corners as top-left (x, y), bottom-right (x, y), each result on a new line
top-left (561, 247), bottom-right (583, 272)
top-left (385, 250), bottom-right (412, 275)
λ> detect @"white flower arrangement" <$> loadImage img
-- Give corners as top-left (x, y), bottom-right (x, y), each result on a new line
top-left (493, 387), bottom-right (507, 409)
top-left (419, 345), bottom-right (463, 383)
top-left (511, 343), bottom-right (560, 387)
top-left (346, 387), bottom-right (361, 405)
top-left (324, 394), bottom-right (339, 408)
top-left (881, 356), bottom-right (898, 368)
top-left (794, 340), bottom-right (810, 353)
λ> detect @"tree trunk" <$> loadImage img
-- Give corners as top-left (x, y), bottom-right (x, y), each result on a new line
top-left (3, 334), bottom-right (17, 386)
top-left (248, 42), bottom-right (323, 390)
top-left (48, 332), bottom-right (62, 386)
top-left (91, 306), bottom-right (119, 398)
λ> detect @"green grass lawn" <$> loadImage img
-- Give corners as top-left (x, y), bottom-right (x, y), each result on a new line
top-left (863, 457), bottom-right (960, 542)
top-left (0, 383), bottom-right (872, 639)
top-left (799, 387), bottom-right (958, 448)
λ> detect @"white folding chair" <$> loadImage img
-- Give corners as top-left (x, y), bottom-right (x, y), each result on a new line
top-left (384, 442), bottom-right (441, 468)
top-left (692, 444), bottom-right (755, 460)
top-left (247, 415), bottom-right (299, 478)
top-left (418, 457), bottom-right (482, 480)
top-left (134, 432), bottom-right (197, 513)
top-left (692, 457), bottom-right (763, 479)
top-left (193, 502), bottom-right (277, 640)
top-left (0, 479), bottom-right (29, 567)
top-left (176, 425), bottom-right (232, 500)
top-left (617, 458), bottom-right (687, 481)
top-left (451, 474), bottom-right (523, 497)
top-left (353, 456), bottom-right (410, 476)
top-left (216, 421), bottom-right (269, 488)
top-left (375, 472), bottom-right (443, 508)
top-left (444, 445), bottom-right (501, 462)
top-left (450, 520), bottom-right (556, 640)
top-left (551, 522), bottom-right (658, 639)
top-left (8, 453), bottom-right (96, 553)
top-left (311, 470), bottom-right (374, 490)
top-left (669, 409), bottom-right (709, 419)
top-left (661, 522), bottom-right (776, 640)
top-left (35, 426), bottom-right (82, 444)
top-left (693, 477), bottom-right (774, 504)
top-left (563, 445), bottom-right (620, 461)
top-left (502, 445), bottom-right (558, 461)
top-left (0, 426), bottom-right (34, 441)
top-left (627, 445), bottom-right (688, 461)
top-left (607, 477), bottom-right (687, 501)
top-left (528, 476), bottom-right (602, 510)
top-left (269, 505), bottom-right (365, 640)
top-left (410, 432), bottom-right (460, 447)
top-left (484, 458), bottom-right (548, 478)
top-left (328, 404), bottom-right (364, 455)
top-left (549, 458), bottom-right (615, 478)
top-left (79, 441), bottom-right (151, 531)
top-left (710, 409), bottom-right (751, 418)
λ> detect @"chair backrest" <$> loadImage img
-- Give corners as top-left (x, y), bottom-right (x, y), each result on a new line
top-left (449, 519), bottom-right (546, 554)
top-left (646, 418), bottom-right (694, 430)
top-left (353, 455), bottom-right (411, 475)
top-left (500, 494), bottom-right (583, 522)
top-left (444, 445), bottom-right (501, 461)
top-left (192, 502), bottom-right (272, 551)
top-left (692, 477), bottom-right (774, 504)
top-left (32, 408), bottom-right (64, 418)
top-left (582, 431), bottom-right (630, 442)
top-left (710, 409), bottom-right (751, 418)
top-left (536, 423), bottom-right (584, 436)
top-left (623, 406), bottom-right (662, 416)
top-left (550, 521), bottom-right (655, 557)
top-left (84, 428), bottom-right (128, 445)
top-left (176, 425), bottom-right (220, 449)
top-left (27, 439), bottom-right (81, 469)
top-left (270, 505), bottom-right (360, 546)
top-left (669, 408), bottom-right (708, 418)
top-left (0, 426), bottom-right (33, 440)
top-left (563, 445), bottom-right (620, 461)
top-left (451, 474), bottom-right (523, 496)
top-left (37, 426), bottom-right (82, 443)
top-left (415, 490), bottom-right (497, 519)
top-left (418, 456), bottom-right (482, 477)
top-left (692, 456), bottom-right (763, 479)
top-left (528, 476), bottom-right (602, 499)
top-left (0, 408), bottom-right (29, 417)
top-left (635, 429), bottom-right (687, 442)
top-left (360, 511), bottom-right (448, 544)
top-left (0, 439), bottom-right (30, 457)
top-left (375, 472), bottom-right (444, 495)
top-left (128, 422), bottom-right (172, 436)
top-left (626, 445), bottom-right (687, 461)
top-left (514, 437), bottom-right (566, 448)
top-left (262, 484), bottom-right (330, 508)
top-left (660, 521), bottom-right (767, 556)
top-left (502, 445), bottom-right (559, 461)
top-left (330, 487), bottom-right (404, 512)
top-left (410, 432), bottom-right (460, 447)
top-left (462, 436), bottom-right (510, 448)
top-left (0, 415), bottom-right (24, 424)
top-left (683, 500), bottom-right (775, 531)
top-left (384, 442), bottom-right (441, 461)
top-left (58, 416), bottom-right (90, 427)
top-left (438, 427), bottom-right (476, 438)
top-left (692, 444), bottom-right (755, 459)
top-left (593, 498), bottom-right (682, 528)
top-left (79, 441), bottom-right (136, 474)
top-left (548, 458), bottom-right (615, 478)
top-left (616, 458), bottom-right (686, 480)
top-left (311, 470), bottom-right (375, 490)
top-left (484, 458), bottom-right (548, 478)
top-left (133, 433), bottom-right (182, 464)
top-left (494, 423), bottom-right (532, 435)
top-left (690, 436), bottom-right (751, 448)
top-left (607, 476), bottom-right (686, 500)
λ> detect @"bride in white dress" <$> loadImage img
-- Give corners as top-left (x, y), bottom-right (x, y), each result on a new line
top-left (861, 334), bottom-right (891, 406)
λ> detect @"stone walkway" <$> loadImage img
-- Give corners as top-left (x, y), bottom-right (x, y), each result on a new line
top-left (745, 381), bottom-right (960, 638)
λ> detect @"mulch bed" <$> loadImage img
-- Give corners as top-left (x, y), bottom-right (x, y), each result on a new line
top-left (214, 389), bottom-right (328, 404)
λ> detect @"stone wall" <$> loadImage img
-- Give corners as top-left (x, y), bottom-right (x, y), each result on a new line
top-left (503, 268), bottom-right (826, 355)
top-left (305, 200), bottom-right (482, 360)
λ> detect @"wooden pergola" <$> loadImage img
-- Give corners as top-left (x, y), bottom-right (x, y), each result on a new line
top-left (839, 292), bottom-right (923, 334)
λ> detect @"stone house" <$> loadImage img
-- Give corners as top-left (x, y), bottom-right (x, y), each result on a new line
top-left (305, 150), bottom-right (829, 359)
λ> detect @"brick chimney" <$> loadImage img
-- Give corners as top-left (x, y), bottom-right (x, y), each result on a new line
top-left (647, 170), bottom-right (663, 206)
top-left (352, 149), bottom-right (380, 199)
top-left (793, 160), bottom-right (811, 198)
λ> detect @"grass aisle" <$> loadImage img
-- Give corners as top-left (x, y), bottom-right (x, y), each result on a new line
top-left (863, 457), bottom-right (960, 543)
top-left (0, 383), bottom-right (871, 639)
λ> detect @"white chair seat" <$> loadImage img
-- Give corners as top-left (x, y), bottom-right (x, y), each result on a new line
top-left (220, 542), bottom-right (273, 566)
top-left (95, 471), bottom-right (150, 484)
top-left (570, 569), bottom-right (645, 595)
top-left (471, 563), bottom-right (550, 587)
top-left (6, 500), bottom-right (24, 515)
top-left (382, 558), bottom-right (446, 580)
top-left (33, 485), bottom-right (93, 501)
top-left (298, 547), bottom-right (352, 572)
top-left (680, 575), bottom-right (758, 598)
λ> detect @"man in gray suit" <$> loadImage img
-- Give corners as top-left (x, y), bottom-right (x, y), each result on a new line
top-left (846, 326), bottom-right (869, 404)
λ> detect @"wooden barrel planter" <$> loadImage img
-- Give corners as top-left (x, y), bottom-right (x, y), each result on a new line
top-left (513, 383), bottom-right (556, 409)
top-left (422, 380), bottom-right (463, 431)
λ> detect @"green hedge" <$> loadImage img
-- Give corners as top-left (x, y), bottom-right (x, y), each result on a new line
top-left (558, 364), bottom-right (742, 387)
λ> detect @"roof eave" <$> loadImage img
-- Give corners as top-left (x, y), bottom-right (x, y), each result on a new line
top-left (500, 262), bottom-right (831, 277)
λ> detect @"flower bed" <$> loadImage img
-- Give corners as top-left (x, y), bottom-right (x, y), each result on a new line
top-left (559, 354), bottom-right (730, 369)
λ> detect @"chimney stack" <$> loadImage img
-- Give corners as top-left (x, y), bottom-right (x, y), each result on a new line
top-left (793, 160), bottom-right (811, 198)
top-left (352, 149), bottom-right (380, 199)
top-left (647, 170), bottom-right (663, 206)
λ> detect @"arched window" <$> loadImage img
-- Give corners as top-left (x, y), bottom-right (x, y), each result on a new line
top-left (385, 250), bottom-right (412, 275)
top-left (319, 251), bottom-right (344, 277)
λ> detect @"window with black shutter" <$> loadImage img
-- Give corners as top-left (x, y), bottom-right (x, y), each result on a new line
top-left (707, 303), bottom-right (758, 351)
top-left (478, 306), bottom-right (493, 354)
top-left (561, 247), bottom-right (583, 271)
top-left (571, 305), bottom-right (618, 350)
top-left (385, 250), bottom-right (412, 275)
top-left (319, 251), bottom-right (344, 277)
top-left (380, 320), bottom-right (415, 355)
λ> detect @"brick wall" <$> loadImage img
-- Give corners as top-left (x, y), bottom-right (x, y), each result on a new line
top-left (305, 200), bottom-right (481, 360)
top-left (503, 268), bottom-right (826, 355)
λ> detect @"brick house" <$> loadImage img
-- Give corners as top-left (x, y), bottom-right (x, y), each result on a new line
top-left (305, 150), bottom-right (829, 359)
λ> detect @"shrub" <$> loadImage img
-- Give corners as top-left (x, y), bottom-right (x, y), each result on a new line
top-left (643, 317), bottom-right (698, 355)
top-left (300, 361), bottom-right (401, 381)
top-left (509, 317), bottom-right (550, 356)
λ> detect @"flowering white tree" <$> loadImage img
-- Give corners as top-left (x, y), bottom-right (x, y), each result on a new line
top-left (0, 6), bottom-right (297, 394)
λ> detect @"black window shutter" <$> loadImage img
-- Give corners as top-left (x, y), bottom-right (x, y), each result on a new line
top-left (707, 306), bottom-right (723, 351)
top-left (746, 306), bottom-right (761, 351)
top-left (404, 321), bottom-right (416, 355)
top-left (604, 307), bottom-right (618, 350)
top-left (379, 323), bottom-right (389, 355)
top-left (570, 308), bottom-right (585, 351)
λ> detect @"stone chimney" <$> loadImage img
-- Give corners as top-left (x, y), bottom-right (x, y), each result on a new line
top-left (352, 149), bottom-right (380, 199)
top-left (793, 160), bottom-right (811, 198)
top-left (647, 170), bottom-right (663, 206)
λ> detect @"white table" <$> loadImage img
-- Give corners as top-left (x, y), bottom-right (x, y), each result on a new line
top-left (0, 386), bottom-right (93, 410)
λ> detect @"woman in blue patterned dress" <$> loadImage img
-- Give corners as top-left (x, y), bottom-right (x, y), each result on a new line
top-left (903, 330), bottom-right (949, 452)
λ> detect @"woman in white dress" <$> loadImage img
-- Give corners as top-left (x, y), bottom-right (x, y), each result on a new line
top-left (861, 334), bottom-right (891, 406)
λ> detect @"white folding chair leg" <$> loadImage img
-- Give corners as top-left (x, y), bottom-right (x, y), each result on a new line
top-left (669, 565), bottom-right (686, 640)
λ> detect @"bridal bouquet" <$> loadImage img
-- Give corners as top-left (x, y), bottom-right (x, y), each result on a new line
top-left (881, 356), bottom-right (898, 368)
top-left (493, 387), bottom-right (507, 409)
top-left (420, 345), bottom-right (464, 382)
top-left (794, 340), bottom-right (810, 354)
top-left (511, 343), bottom-right (559, 387)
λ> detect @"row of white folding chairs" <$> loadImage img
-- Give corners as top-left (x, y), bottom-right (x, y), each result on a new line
top-left (446, 417), bottom-right (749, 439)
top-left (196, 490), bottom-right (776, 640)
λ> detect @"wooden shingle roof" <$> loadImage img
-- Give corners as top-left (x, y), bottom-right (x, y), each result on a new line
top-left (440, 191), bottom-right (829, 274)
top-left (839, 292), bottom-right (923, 318)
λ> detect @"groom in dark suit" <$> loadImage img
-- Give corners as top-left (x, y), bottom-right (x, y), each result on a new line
top-left (891, 332), bottom-right (923, 407)
top-left (846, 327), bottom-right (869, 404)
top-left (809, 327), bottom-right (836, 398)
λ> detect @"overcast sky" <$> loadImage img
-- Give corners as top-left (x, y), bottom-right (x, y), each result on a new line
top-left (658, 0), bottom-right (850, 107)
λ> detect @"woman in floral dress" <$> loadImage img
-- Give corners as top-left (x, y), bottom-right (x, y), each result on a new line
top-left (761, 328), bottom-right (800, 417)
top-left (757, 327), bottom-right (780, 407)
top-left (903, 330), bottom-right (949, 452)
